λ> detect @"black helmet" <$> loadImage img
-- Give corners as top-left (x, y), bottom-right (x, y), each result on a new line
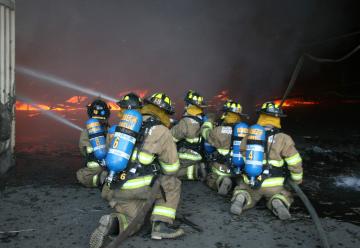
top-left (184, 90), bottom-right (206, 108)
top-left (87, 99), bottom-right (110, 119)
top-left (258, 101), bottom-right (286, 117)
top-left (145, 92), bottom-right (175, 115)
top-left (116, 92), bottom-right (143, 109)
top-left (222, 100), bottom-right (247, 116)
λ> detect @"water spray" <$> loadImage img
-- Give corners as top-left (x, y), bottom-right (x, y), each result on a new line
top-left (16, 66), bottom-right (118, 102)
top-left (17, 96), bottom-right (83, 132)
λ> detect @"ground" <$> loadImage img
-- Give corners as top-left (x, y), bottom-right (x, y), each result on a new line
top-left (0, 151), bottom-right (359, 248)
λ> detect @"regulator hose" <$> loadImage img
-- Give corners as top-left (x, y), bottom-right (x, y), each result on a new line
top-left (287, 179), bottom-right (330, 248)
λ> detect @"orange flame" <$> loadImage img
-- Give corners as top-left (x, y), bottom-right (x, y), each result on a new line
top-left (66, 95), bottom-right (88, 104)
top-left (273, 98), bottom-right (319, 107)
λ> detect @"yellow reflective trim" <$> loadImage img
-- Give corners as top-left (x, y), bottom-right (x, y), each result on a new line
top-left (164, 97), bottom-right (170, 104)
top-left (242, 175), bottom-right (285, 187)
top-left (159, 160), bottom-right (180, 173)
top-left (270, 194), bottom-right (291, 208)
top-left (211, 166), bottom-right (231, 176)
top-left (217, 148), bottom-right (230, 156)
top-left (263, 159), bottom-right (284, 167)
top-left (261, 177), bottom-right (285, 187)
top-left (92, 175), bottom-right (98, 187)
top-left (87, 161), bottom-right (100, 169)
top-left (86, 146), bottom-right (94, 153)
top-left (138, 151), bottom-right (155, 165)
top-left (291, 172), bottom-right (303, 181)
top-left (152, 206), bottom-right (176, 219)
top-left (118, 214), bottom-right (128, 230)
top-left (131, 149), bottom-right (138, 161)
top-left (121, 175), bottom-right (153, 189)
top-left (187, 165), bottom-right (194, 180)
top-left (202, 121), bottom-right (213, 129)
top-left (179, 152), bottom-right (202, 161)
top-left (285, 153), bottom-right (302, 166)
top-left (185, 137), bottom-right (201, 143)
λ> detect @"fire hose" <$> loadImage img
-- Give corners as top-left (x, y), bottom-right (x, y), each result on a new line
top-left (286, 179), bottom-right (330, 248)
top-left (275, 43), bottom-right (360, 248)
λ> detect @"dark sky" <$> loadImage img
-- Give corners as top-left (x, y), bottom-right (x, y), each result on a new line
top-left (16, 0), bottom-right (360, 113)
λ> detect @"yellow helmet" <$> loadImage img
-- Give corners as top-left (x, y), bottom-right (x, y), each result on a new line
top-left (184, 90), bottom-right (206, 108)
top-left (258, 101), bottom-right (286, 117)
top-left (223, 100), bottom-right (247, 116)
top-left (145, 92), bottom-right (175, 114)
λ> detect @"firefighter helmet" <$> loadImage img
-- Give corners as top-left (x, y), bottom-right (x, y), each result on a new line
top-left (223, 100), bottom-right (246, 116)
top-left (87, 99), bottom-right (110, 119)
top-left (145, 92), bottom-right (175, 114)
top-left (116, 92), bottom-right (143, 109)
top-left (184, 90), bottom-right (206, 108)
top-left (258, 101), bottom-right (286, 117)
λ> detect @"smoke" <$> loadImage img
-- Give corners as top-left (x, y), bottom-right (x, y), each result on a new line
top-left (16, 0), bottom-right (359, 114)
top-left (17, 96), bottom-right (83, 132)
top-left (17, 66), bottom-right (118, 102)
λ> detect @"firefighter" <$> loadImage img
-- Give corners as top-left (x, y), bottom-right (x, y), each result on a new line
top-left (171, 90), bottom-right (207, 180)
top-left (201, 100), bottom-right (247, 195)
top-left (76, 99), bottom-right (110, 188)
top-left (230, 101), bottom-right (303, 220)
top-left (90, 93), bottom-right (183, 248)
top-left (106, 93), bottom-right (144, 144)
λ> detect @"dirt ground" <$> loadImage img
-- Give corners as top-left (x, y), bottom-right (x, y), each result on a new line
top-left (1, 152), bottom-right (360, 248)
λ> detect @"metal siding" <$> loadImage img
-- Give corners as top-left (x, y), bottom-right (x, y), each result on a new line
top-left (10, 5), bottom-right (15, 152)
top-left (0, 1), bottom-right (15, 170)
top-left (5, 7), bottom-right (10, 103)
top-left (0, 6), bottom-right (5, 104)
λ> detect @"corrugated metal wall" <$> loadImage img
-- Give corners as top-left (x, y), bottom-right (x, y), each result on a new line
top-left (0, 0), bottom-right (15, 174)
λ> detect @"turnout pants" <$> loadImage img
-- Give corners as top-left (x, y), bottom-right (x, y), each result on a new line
top-left (76, 166), bottom-right (104, 188)
top-left (232, 178), bottom-right (293, 211)
top-left (177, 147), bottom-right (202, 180)
top-left (101, 175), bottom-right (181, 235)
top-left (206, 162), bottom-right (232, 191)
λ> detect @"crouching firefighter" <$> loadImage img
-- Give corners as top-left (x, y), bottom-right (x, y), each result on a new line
top-left (201, 100), bottom-right (248, 195)
top-left (76, 99), bottom-right (110, 188)
top-left (90, 93), bottom-right (184, 248)
top-left (230, 102), bottom-right (303, 220)
top-left (171, 90), bottom-right (207, 181)
top-left (107, 92), bottom-right (144, 149)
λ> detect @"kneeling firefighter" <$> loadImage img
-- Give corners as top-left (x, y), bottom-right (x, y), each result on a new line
top-left (91, 93), bottom-right (183, 248)
top-left (171, 90), bottom-right (207, 180)
top-left (201, 100), bottom-right (248, 195)
top-left (106, 93), bottom-right (144, 146)
top-left (76, 99), bottom-right (110, 188)
top-left (230, 102), bottom-right (303, 220)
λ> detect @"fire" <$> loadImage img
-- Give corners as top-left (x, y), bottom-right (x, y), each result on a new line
top-left (207, 90), bottom-right (230, 108)
top-left (16, 90), bottom-right (149, 113)
top-left (66, 96), bottom-right (88, 104)
top-left (273, 98), bottom-right (319, 107)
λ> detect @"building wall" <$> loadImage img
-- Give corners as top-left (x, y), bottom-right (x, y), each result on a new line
top-left (0, 0), bottom-right (15, 174)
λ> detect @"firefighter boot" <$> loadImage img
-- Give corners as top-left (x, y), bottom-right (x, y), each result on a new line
top-left (90, 215), bottom-right (119, 248)
top-left (218, 177), bottom-right (232, 195)
top-left (271, 199), bottom-right (291, 220)
top-left (151, 221), bottom-right (185, 240)
top-left (230, 194), bottom-right (245, 215)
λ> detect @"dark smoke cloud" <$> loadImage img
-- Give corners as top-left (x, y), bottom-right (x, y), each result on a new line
top-left (16, 0), bottom-right (360, 115)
